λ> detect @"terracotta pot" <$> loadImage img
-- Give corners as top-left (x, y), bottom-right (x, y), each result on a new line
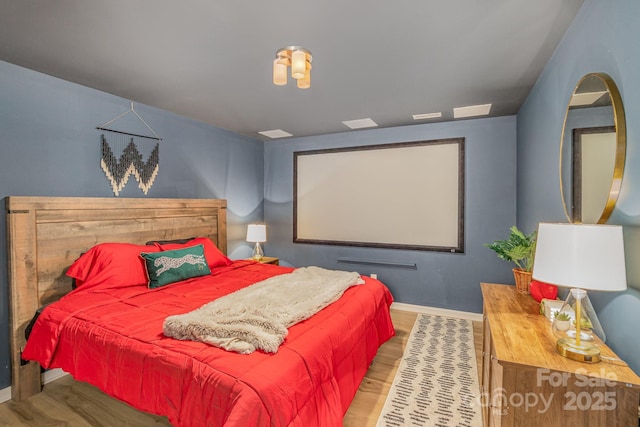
top-left (512, 268), bottom-right (532, 294)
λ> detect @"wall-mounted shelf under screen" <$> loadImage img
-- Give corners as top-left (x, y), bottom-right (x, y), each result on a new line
top-left (294, 138), bottom-right (465, 252)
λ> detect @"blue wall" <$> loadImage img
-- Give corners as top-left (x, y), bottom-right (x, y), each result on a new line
top-left (517, 0), bottom-right (640, 373)
top-left (0, 60), bottom-right (264, 389)
top-left (6, 0), bottom-right (636, 391)
top-left (264, 116), bottom-right (518, 314)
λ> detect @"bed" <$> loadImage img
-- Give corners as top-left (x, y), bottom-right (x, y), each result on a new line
top-left (7, 196), bottom-right (395, 426)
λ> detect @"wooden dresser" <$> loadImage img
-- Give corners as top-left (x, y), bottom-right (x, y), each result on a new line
top-left (481, 283), bottom-right (640, 426)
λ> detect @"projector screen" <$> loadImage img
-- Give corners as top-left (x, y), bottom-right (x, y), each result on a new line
top-left (294, 138), bottom-right (465, 252)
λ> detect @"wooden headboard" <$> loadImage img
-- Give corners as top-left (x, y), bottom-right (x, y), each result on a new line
top-left (6, 196), bottom-right (227, 400)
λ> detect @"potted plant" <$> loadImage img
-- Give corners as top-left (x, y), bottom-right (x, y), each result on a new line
top-left (554, 312), bottom-right (572, 331)
top-left (485, 225), bottom-right (537, 294)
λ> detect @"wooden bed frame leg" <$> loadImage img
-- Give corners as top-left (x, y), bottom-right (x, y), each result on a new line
top-left (10, 358), bottom-right (41, 401)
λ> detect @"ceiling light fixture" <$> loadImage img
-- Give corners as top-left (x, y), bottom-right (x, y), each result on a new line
top-left (273, 46), bottom-right (312, 89)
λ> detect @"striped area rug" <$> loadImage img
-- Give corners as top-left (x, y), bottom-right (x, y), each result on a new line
top-left (376, 314), bottom-right (482, 427)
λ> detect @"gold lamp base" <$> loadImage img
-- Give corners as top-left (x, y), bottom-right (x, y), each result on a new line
top-left (556, 338), bottom-right (601, 363)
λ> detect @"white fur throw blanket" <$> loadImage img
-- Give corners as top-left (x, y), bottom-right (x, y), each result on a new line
top-left (163, 266), bottom-right (364, 354)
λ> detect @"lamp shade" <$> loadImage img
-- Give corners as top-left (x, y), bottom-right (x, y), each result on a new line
top-left (291, 50), bottom-right (306, 79)
top-left (273, 58), bottom-right (287, 85)
top-left (297, 63), bottom-right (311, 89)
top-left (246, 224), bottom-right (267, 243)
top-left (532, 222), bottom-right (626, 291)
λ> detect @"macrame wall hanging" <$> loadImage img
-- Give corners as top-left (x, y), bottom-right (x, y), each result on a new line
top-left (97, 103), bottom-right (162, 196)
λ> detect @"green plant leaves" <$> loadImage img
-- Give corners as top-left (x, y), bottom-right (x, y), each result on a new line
top-left (484, 225), bottom-right (537, 272)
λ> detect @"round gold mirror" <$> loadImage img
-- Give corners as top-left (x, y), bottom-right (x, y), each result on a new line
top-left (559, 73), bottom-right (626, 224)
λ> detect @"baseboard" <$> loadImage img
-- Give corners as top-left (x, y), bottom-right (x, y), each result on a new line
top-left (43, 368), bottom-right (68, 384)
top-left (0, 384), bottom-right (10, 403)
top-left (391, 302), bottom-right (483, 322)
top-left (0, 368), bottom-right (68, 404)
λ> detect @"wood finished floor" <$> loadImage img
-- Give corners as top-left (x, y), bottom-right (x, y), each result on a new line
top-left (0, 310), bottom-right (483, 426)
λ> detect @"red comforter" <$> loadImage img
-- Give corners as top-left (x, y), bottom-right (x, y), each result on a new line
top-left (23, 260), bottom-right (395, 426)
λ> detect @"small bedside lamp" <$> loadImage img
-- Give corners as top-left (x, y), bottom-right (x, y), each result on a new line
top-left (532, 222), bottom-right (626, 363)
top-left (246, 224), bottom-right (267, 261)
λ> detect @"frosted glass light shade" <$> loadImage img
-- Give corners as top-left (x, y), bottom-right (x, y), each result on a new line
top-left (297, 65), bottom-right (311, 89)
top-left (291, 50), bottom-right (306, 79)
top-left (273, 59), bottom-right (287, 85)
top-left (532, 223), bottom-right (626, 292)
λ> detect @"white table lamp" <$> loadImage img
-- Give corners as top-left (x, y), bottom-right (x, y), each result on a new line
top-left (246, 224), bottom-right (267, 261)
top-left (532, 222), bottom-right (626, 363)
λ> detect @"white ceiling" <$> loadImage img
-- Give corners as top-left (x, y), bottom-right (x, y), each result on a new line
top-left (0, 0), bottom-right (584, 140)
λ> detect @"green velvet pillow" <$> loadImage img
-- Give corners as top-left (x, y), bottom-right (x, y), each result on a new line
top-left (141, 244), bottom-right (211, 289)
